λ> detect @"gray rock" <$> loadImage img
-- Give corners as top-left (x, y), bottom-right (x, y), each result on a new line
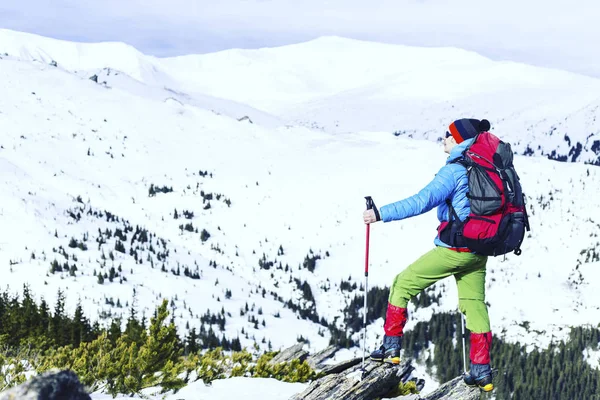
top-left (0, 369), bottom-right (91, 400)
top-left (237, 116), bottom-right (253, 123)
top-left (320, 357), bottom-right (362, 375)
top-left (289, 360), bottom-right (414, 400)
top-left (392, 376), bottom-right (481, 400)
top-left (305, 345), bottom-right (340, 370)
top-left (269, 343), bottom-right (309, 366)
top-left (392, 395), bottom-right (421, 400)
top-left (420, 376), bottom-right (480, 400)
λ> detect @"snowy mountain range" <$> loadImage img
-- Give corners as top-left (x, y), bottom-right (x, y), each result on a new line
top-left (1, 28), bottom-right (600, 397)
top-left (3, 29), bottom-right (599, 164)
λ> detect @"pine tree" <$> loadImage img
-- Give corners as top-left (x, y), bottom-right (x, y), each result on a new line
top-left (231, 337), bottom-right (242, 352)
top-left (108, 317), bottom-right (122, 344)
top-left (185, 328), bottom-right (199, 355)
top-left (200, 229), bottom-right (211, 242)
top-left (20, 285), bottom-right (40, 339)
top-left (71, 302), bottom-right (85, 347)
top-left (137, 299), bottom-right (183, 383)
top-left (115, 240), bottom-right (126, 254)
top-left (36, 298), bottom-right (51, 339)
top-left (124, 294), bottom-right (146, 347)
top-left (51, 289), bottom-right (68, 346)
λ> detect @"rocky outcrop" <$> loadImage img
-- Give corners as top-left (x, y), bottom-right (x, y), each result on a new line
top-left (305, 344), bottom-right (340, 369)
top-left (0, 370), bottom-right (90, 400)
top-left (320, 357), bottom-right (362, 375)
top-left (268, 342), bottom-right (309, 366)
top-left (418, 376), bottom-right (480, 400)
top-left (290, 359), bottom-right (417, 400)
top-left (280, 344), bottom-right (481, 400)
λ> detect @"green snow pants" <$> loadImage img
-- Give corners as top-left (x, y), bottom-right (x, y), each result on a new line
top-left (389, 246), bottom-right (490, 333)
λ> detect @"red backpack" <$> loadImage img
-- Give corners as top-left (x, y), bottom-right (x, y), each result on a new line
top-left (442, 132), bottom-right (530, 256)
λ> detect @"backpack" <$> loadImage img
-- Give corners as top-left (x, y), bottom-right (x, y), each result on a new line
top-left (440, 132), bottom-right (531, 256)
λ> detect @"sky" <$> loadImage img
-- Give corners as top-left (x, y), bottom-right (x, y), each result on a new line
top-left (1, 0), bottom-right (600, 78)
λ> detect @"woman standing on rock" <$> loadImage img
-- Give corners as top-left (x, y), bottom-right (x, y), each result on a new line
top-left (363, 118), bottom-right (495, 392)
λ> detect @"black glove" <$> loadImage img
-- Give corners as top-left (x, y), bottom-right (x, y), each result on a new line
top-left (365, 196), bottom-right (381, 221)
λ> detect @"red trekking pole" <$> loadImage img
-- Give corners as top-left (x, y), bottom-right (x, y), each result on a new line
top-left (361, 196), bottom-right (376, 376)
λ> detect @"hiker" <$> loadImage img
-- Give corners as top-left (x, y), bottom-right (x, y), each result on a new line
top-left (363, 118), bottom-right (494, 392)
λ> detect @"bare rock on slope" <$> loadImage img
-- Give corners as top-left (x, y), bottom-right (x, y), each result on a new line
top-left (0, 369), bottom-right (91, 400)
top-left (268, 342), bottom-right (309, 366)
top-left (418, 376), bottom-right (480, 400)
top-left (290, 360), bottom-right (416, 400)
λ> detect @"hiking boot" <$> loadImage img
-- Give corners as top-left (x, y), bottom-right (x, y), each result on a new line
top-left (370, 335), bottom-right (401, 364)
top-left (463, 363), bottom-right (494, 392)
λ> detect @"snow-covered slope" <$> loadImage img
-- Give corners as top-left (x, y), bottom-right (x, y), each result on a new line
top-left (2, 29), bottom-right (600, 165)
top-left (169, 36), bottom-right (600, 165)
top-left (1, 30), bottom-right (600, 395)
top-left (0, 55), bottom-right (334, 353)
top-left (0, 29), bottom-right (282, 129)
top-left (91, 377), bottom-right (306, 400)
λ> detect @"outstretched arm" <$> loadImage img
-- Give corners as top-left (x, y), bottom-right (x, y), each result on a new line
top-left (380, 165), bottom-right (457, 222)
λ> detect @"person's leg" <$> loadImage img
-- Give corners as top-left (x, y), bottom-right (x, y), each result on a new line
top-left (372, 247), bottom-right (463, 363)
top-left (455, 256), bottom-right (494, 391)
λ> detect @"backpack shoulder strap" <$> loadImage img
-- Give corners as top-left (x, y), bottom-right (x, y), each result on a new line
top-left (445, 198), bottom-right (462, 222)
top-left (446, 153), bottom-right (470, 222)
top-left (448, 156), bottom-right (469, 169)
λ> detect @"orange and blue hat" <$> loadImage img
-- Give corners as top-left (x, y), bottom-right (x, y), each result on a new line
top-left (447, 119), bottom-right (491, 144)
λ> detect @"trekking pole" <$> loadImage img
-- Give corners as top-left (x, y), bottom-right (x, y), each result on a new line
top-left (461, 312), bottom-right (468, 374)
top-left (361, 196), bottom-right (376, 378)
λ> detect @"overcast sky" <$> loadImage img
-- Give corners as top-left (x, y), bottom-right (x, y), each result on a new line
top-left (2, 0), bottom-right (599, 78)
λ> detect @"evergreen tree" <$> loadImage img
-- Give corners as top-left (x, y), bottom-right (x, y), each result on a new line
top-left (51, 289), bottom-right (68, 346)
top-left (71, 301), bottom-right (92, 347)
top-left (108, 317), bottom-right (122, 344)
top-left (200, 229), bottom-right (211, 242)
top-left (185, 328), bottom-right (200, 356)
top-left (37, 299), bottom-right (51, 338)
top-left (124, 295), bottom-right (146, 347)
top-left (21, 285), bottom-right (40, 339)
top-left (137, 299), bottom-right (182, 377)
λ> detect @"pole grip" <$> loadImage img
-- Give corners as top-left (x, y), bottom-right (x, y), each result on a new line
top-left (365, 195), bottom-right (380, 222)
top-left (365, 196), bottom-right (374, 210)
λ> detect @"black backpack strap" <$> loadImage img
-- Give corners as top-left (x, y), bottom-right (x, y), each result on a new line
top-left (446, 156), bottom-right (469, 222)
top-left (522, 193), bottom-right (531, 232)
top-left (446, 199), bottom-right (461, 222)
top-left (441, 198), bottom-right (467, 248)
top-left (449, 156), bottom-right (468, 168)
top-left (445, 156), bottom-right (468, 222)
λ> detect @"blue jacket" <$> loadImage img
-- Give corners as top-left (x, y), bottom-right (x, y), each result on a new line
top-left (379, 139), bottom-right (473, 248)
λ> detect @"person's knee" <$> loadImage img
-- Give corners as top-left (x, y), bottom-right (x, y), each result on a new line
top-left (460, 299), bottom-right (490, 333)
top-left (389, 271), bottom-right (412, 308)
